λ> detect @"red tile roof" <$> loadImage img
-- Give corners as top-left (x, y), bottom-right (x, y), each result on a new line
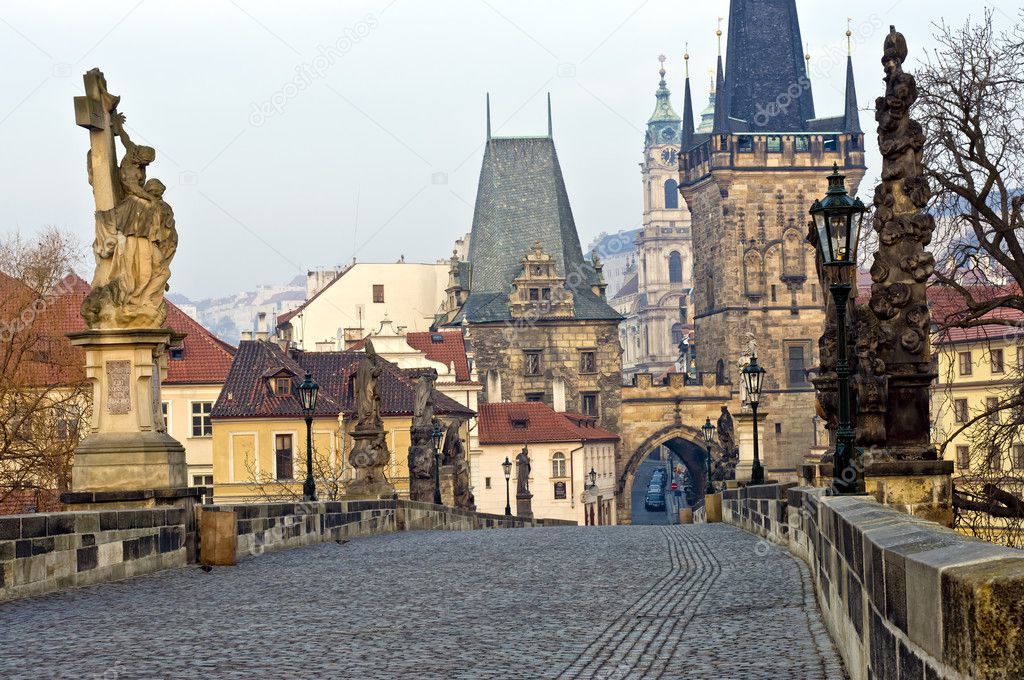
top-left (164, 304), bottom-right (236, 384)
top-left (0, 272), bottom-right (233, 388)
top-left (478, 402), bottom-right (618, 445)
top-left (404, 330), bottom-right (471, 382)
top-left (927, 283), bottom-right (1024, 345)
top-left (212, 340), bottom-right (475, 420)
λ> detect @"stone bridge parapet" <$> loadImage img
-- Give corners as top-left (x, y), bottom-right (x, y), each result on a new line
top-left (724, 484), bottom-right (1024, 680)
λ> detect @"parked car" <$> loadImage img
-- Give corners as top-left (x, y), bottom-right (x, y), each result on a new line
top-left (644, 489), bottom-right (666, 512)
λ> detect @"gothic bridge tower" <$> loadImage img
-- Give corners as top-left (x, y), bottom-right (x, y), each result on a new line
top-left (678, 0), bottom-right (866, 478)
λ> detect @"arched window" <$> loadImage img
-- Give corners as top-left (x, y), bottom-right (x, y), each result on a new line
top-left (671, 323), bottom-right (683, 346)
top-left (668, 251), bottom-right (683, 283)
top-left (664, 179), bottom-right (679, 209)
top-left (552, 452), bottom-right (566, 478)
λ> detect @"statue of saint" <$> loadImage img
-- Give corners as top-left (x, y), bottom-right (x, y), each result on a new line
top-left (516, 446), bottom-right (531, 496)
top-left (77, 70), bottom-right (178, 330)
top-left (354, 339), bottom-right (383, 432)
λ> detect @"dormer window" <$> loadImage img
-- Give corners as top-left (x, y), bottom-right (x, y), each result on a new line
top-left (273, 377), bottom-right (291, 395)
top-left (169, 347), bottom-right (185, 360)
top-left (511, 418), bottom-right (528, 429)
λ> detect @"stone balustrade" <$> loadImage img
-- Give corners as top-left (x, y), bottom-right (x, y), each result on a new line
top-left (1, 500), bottom-right (572, 603)
top-left (0, 508), bottom-right (188, 603)
top-left (201, 499), bottom-right (570, 563)
top-left (723, 484), bottom-right (1024, 680)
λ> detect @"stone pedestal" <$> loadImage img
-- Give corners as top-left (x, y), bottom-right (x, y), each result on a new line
top-left (516, 492), bottom-right (533, 519)
top-left (801, 462), bottom-right (835, 489)
top-left (864, 459), bottom-right (954, 526)
top-left (344, 428), bottom-right (396, 499)
top-left (678, 507), bottom-right (693, 524)
top-left (66, 329), bottom-right (187, 497)
top-left (734, 409), bottom-right (767, 483)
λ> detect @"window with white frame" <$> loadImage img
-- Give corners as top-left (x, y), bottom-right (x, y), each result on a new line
top-left (551, 452), bottom-right (566, 478)
top-left (191, 402), bottom-right (213, 437)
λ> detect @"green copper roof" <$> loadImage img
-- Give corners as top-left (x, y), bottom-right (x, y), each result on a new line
top-left (646, 65), bottom-right (681, 148)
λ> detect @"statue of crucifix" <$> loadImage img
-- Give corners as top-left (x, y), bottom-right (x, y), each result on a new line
top-left (75, 68), bottom-right (177, 330)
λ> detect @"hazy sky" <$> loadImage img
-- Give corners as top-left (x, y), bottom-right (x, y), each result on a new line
top-left (0, 1), bottom-right (1013, 299)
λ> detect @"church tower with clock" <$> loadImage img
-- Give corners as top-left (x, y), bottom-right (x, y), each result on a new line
top-left (614, 55), bottom-right (695, 378)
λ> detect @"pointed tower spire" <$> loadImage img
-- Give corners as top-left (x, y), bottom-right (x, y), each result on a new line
top-left (547, 92), bottom-right (552, 137)
top-left (722, 0), bottom-right (815, 131)
top-left (486, 92), bottom-right (492, 141)
top-left (711, 50), bottom-right (728, 134)
top-left (645, 55), bottom-right (681, 149)
top-left (843, 24), bottom-right (862, 134)
top-left (681, 48), bottom-right (695, 150)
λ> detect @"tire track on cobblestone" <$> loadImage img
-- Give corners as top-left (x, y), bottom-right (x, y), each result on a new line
top-left (555, 526), bottom-right (720, 680)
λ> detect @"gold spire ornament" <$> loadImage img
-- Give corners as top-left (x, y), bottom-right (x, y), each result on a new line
top-left (716, 17), bottom-right (724, 54)
top-left (846, 17), bottom-right (853, 55)
top-left (684, 42), bottom-right (689, 78)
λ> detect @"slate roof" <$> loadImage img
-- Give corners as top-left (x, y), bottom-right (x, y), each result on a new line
top-left (478, 402), bottom-right (618, 445)
top-left (212, 340), bottom-right (475, 420)
top-left (449, 136), bottom-right (621, 324)
top-left (613, 272), bottom-right (639, 300)
top-left (723, 0), bottom-right (813, 132)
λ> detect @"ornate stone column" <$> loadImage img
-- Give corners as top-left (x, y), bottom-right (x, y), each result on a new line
top-left (856, 27), bottom-right (952, 523)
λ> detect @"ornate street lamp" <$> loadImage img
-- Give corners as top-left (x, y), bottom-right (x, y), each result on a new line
top-left (502, 456), bottom-right (513, 516)
top-left (588, 467), bottom-right (598, 489)
top-left (810, 163), bottom-right (867, 495)
top-left (700, 417), bottom-right (717, 495)
top-left (742, 355), bottom-right (766, 485)
top-left (431, 420), bottom-right (444, 505)
top-left (297, 373), bottom-right (319, 502)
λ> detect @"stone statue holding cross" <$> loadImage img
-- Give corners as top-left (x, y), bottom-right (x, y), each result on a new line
top-left (75, 68), bottom-right (177, 330)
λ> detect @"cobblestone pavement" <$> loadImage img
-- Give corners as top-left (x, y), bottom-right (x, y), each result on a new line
top-left (0, 525), bottom-right (846, 680)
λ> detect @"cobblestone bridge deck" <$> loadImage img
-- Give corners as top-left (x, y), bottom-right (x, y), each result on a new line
top-left (0, 524), bottom-right (845, 679)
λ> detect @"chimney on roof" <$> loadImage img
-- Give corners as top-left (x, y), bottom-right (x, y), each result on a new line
top-left (241, 330), bottom-right (254, 341)
top-left (255, 312), bottom-right (268, 341)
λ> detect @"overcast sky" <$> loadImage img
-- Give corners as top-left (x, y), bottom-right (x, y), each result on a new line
top-left (0, 1), bottom-right (1013, 299)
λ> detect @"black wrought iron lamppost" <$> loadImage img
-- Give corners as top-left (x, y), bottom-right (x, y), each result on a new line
top-left (297, 372), bottom-right (319, 502)
top-left (742, 355), bottom-right (766, 485)
top-left (701, 417), bottom-right (717, 495)
top-left (588, 467), bottom-right (598, 489)
top-left (431, 420), bottom-right (444, 505)
top-left (502, 456), bottom-right (513, 516)
top-left (809, 163), bottom-right (867, 495)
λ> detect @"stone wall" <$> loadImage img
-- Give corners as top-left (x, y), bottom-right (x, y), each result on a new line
top-left (468, 320), bottom-right (622, 435)
top-left (202, 499), bottom-right (573, 563)
top-left (0, 508), bottom-right (187, 603)
top-left (723, 484), bottom-right (1024, 680)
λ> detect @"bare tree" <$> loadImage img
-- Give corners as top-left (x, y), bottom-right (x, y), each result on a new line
top-left (242, 445), bottom-right (351, 503)
top-left (0, 228), bottom-right (88, 512)
top-left (915, 11), bottom-right (1024, 541)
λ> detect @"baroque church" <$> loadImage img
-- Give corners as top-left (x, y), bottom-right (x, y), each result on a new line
top-left (439, 98), bottom-right (623, 435)
top-left (678, 0), bottom-right (866, 476)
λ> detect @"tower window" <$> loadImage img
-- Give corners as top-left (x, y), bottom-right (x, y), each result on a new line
top-left (524, 350), bottom-right (542, 376)
top-left (668, 251), bottom-right (683, 284)
top-left (737, 136), bottom-right (754, 152)
top-left (794, 136), bottom-right (810, 152)
top-left (372, 285), bottom-right (384, 303)
top-left (664, 179), bottom-right (679, 209)
top-left (579, 351), bottom-right (597, 374)
top-left (766, 136), bottom-right (782, 153)
top-left (787, 345), bottom-right (809, 387)
top-left (581, 393), bottom-right (599, 417)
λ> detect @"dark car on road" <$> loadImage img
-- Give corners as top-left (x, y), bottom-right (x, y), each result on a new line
top-left (644, 488), bottom-right (666, 512)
